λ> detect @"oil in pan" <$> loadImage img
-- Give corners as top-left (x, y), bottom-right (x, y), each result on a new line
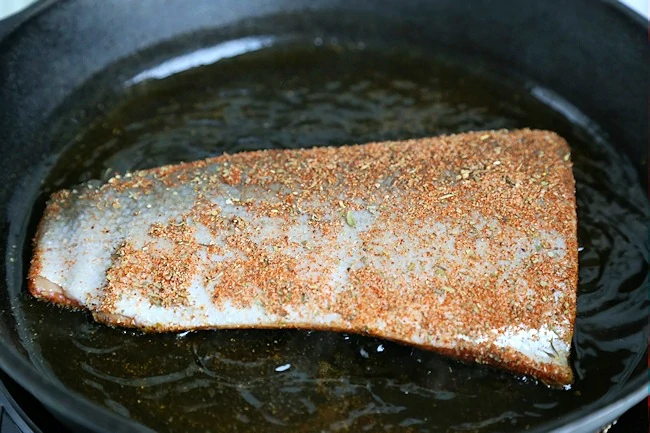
top-left (10, 38), bottom-right (649, 433)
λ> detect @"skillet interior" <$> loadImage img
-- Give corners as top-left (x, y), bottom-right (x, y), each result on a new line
top-left (0, 1), bottom-right (648, 432)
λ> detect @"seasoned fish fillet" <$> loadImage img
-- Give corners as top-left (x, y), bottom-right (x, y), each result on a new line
top-left (29, 129), bottom-right (578, 385)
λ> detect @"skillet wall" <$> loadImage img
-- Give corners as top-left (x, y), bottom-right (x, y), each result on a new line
top-left (0, 0), bottom-right (648, 178)
top-left (0, 0), bottom-right (648, 432)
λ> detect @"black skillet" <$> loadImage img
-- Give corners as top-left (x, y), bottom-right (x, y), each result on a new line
top-left (0, 1), bottom-right (648, 432)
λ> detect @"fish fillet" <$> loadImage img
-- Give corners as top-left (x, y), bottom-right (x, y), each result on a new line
top-left (29, 129), bottom-right (578, 385)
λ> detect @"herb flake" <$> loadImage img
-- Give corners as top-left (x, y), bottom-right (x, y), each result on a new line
top-left (345, 210), bottom-right (357, 228)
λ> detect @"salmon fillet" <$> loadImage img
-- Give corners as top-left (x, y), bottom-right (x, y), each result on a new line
top-left (29, 129), bottom-right (578, 385)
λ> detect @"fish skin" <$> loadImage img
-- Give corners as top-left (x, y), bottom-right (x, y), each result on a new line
top-left (29, 129), bottom-right (578, 386)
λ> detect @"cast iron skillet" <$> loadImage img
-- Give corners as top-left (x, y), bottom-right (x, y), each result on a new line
top-left (0, 1), bottom-right (647, 432)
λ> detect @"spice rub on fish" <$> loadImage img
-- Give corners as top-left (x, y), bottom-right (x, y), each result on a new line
top-left (29, 129), bottom-right (578, 385)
